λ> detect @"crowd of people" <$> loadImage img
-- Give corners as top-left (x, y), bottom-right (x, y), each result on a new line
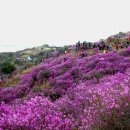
top-left (115, 40), bottom-right (129, 50)
top-left (75, 38), bottom-right (130, 53)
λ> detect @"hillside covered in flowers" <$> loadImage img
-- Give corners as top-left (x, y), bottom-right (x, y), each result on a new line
top-left (0, 47), bottom-right (130, 129)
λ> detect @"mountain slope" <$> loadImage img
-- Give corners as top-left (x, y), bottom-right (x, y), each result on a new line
top-left (0, 47), bottom-right (130, 129)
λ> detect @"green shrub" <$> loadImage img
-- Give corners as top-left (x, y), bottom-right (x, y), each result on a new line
top-left (1, 62), bottom-right (16, 74)
top-left (95, 72), bottom-right (104, 82)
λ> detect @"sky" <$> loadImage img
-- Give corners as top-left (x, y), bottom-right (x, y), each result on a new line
top-left (0, 0), bottom-right (130, 52)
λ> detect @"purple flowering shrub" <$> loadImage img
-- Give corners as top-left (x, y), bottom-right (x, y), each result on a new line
top-left (55, 72), bottom-right (130, 129)
top-left (0, 72), bottom-right (130, 129)
top-left (119, 47), bottom-right (130, 57)
top-left (0, 51), bottom-right (130, 102)
top-left (48, 52), bottom-right (130, 98)
top-left (0, 96), bottom-right (74, 130)
top-left (0, 49), bottom-right (130, 129)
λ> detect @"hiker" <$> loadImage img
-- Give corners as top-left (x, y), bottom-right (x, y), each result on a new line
top-left (106, 45), bottom-right (109, 51)
top-left (120, 42), bottom-right (124, 49)
top-left (127, 41), bottom-right (129, 46)
top-left (101, 45), bottom-right (103, 51)
top-left (86, 42), bottom-right (90, 48)
top-left (99, 44), bottom-right (102, 50)
top-left (109, 45), bottom-right (113, 51)
top-left (102, 44), bottom-right (105, 50)
top-left (116, 44), bottom-right (119, 50)
top-left (83, 41), bottom-right (87, 50)
top-left (101, 41), bottom-right (106, 50)
top-left (88, 42), bottom-right (92, 48)
top-left (93, 43), bottom-right (96, 48)
top-left (125, 42), bottom-right (129, 48)
top-left (103, 49), bottom-right (107, 53)
top-left (76, 41), bottom-right (81, 51)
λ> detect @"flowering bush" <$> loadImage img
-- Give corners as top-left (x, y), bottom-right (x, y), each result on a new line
top-left (0, 96), bottom-right (74, 130)
top-left (55, 72), bottom-right (130, 129)
top-left (0, 48), bottom-right (130, 129)
top-left (119, 47), bottom-right (130, 57)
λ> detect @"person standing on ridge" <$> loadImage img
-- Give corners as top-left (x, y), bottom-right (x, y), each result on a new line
top-left (116, 44), bottom-right (119, 50)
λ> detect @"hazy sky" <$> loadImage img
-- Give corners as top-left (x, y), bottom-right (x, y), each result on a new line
top-left (0, 0), bottom-right (130, 52)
